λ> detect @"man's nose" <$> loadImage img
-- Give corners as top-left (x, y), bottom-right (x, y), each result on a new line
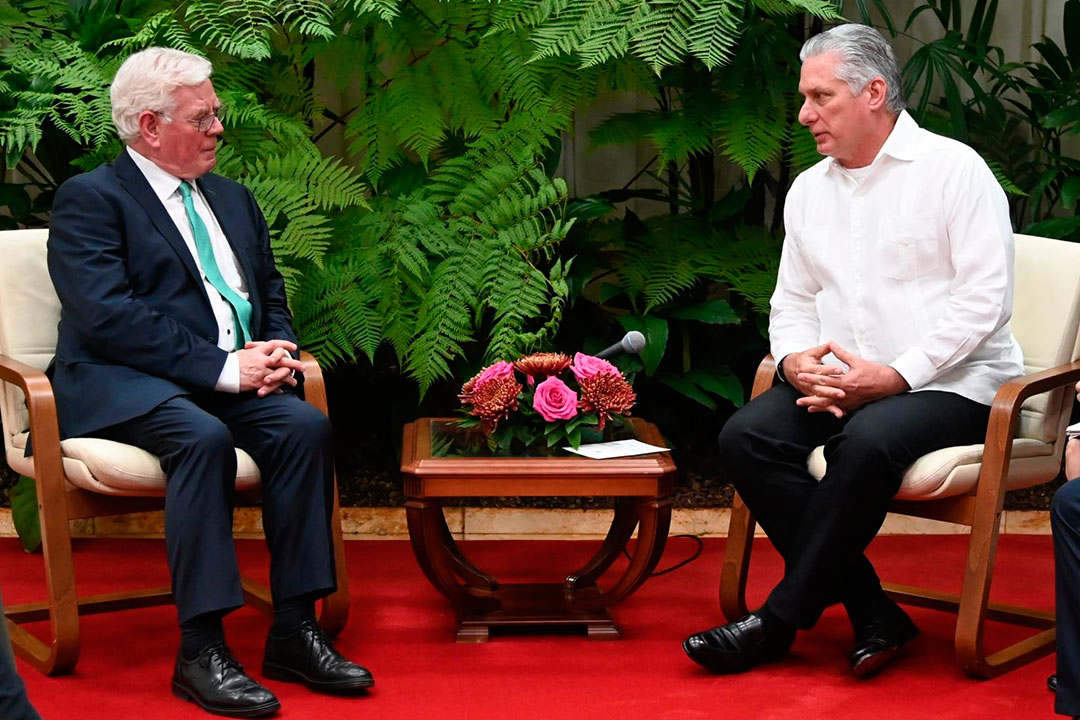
top-left (798, 100), bottom-right (814, 126)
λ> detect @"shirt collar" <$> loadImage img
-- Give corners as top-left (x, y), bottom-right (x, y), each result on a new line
top-left (826, 110), bottom-right (920, 176)
top-left (125, 146), bottom-right (194, 203)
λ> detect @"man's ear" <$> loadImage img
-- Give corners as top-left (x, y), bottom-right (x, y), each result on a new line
top-left (136, 110), bottom-right (163, 148)
top-left (866, 77), bottom-right (888, 111)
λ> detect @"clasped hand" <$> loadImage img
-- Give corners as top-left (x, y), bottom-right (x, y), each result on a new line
top-left (783, 341), bottom-right (910, 418)
top-left (238, 339), bottom-right (304, 396)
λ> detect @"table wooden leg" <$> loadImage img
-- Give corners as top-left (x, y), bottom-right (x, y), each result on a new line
top-left (436, 507), bottom-right (499, 590)
top-left (564, 498), bottom-right (638, 591)
top-left (593, 498), bottom-right (673, 608)
top-left (405, 500), bottom-right (498, 612)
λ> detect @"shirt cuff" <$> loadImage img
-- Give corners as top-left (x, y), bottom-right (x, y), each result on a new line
top-left (215, 352), bottom-right (241, 393)
top-left (889, 348), bottom-right (937, 391)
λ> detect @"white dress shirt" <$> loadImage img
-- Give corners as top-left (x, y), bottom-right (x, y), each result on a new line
top-left (769, 111), bottom-right (1024, 406)
top-left (127, 147), bottom-right (248, 392)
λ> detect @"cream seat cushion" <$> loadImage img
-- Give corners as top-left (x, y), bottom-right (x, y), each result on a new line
top-left (806, 438), bottom-right (1059, 501)
top-left (7, 431), bottom-right (261, 497)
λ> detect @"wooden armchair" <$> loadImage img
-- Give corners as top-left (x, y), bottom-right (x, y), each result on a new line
top-left (721, 233), bottom-right (1080, 678)
top-left (0, 229), bottom-right (350, 675)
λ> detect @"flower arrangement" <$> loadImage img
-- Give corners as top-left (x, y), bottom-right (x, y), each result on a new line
top-left (455, 352), bottom-right (637, 454)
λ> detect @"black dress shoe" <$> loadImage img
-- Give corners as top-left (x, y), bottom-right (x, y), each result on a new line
top-left (683, 612), bottom-right (796, 673)
top-left (1048, 673), bottom-right (1058, 692)
top-left (263, 618), bottom-right (374, 693)
top-left (849, 611), bottom-right (919, 678)
top-left (172, 643), bottom-right (281, 718)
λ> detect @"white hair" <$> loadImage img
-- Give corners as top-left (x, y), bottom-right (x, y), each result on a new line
top-left (110, 47), bottom-right (213, 142)
top-left (800, 24), bottom-right (905, 114)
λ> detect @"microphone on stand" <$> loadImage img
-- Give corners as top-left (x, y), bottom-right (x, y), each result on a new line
top-left (595, 331), bottom-right (647, 360)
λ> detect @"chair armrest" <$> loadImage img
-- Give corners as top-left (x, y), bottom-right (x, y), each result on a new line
top-left (0, 353), bottom-right (68, 505)
top-left (299, 351), bottom-right (329, 417)
top-left (751, 354), bottom-right (778, 401)
top-left (983, 359), bottom-right (1080, 448)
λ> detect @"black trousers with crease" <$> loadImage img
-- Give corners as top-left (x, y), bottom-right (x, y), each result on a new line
top-left (719, 383), bottom-right (990, 629)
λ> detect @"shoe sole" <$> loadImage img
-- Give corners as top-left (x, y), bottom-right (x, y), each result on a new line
top-left (262, 661), bottom-right (375, 693)
top-left (850, 629), bottom-right (918, 679)
top-left (171, 680), bottom-right (281, 718)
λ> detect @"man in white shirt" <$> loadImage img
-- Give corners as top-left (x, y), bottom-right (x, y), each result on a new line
top-left (47, 48), bottom-right (373, 716)
top-left (683, 24), bottom-right (1022, 678)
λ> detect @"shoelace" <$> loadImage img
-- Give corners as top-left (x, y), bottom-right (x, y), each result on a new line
top-left (298, 618), bottom-right (337, 657)
top-left (202, 643), bottom-right (244, 673)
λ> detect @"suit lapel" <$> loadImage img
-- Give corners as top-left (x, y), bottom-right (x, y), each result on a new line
top-left (113, 151), bottom-right (205, 287)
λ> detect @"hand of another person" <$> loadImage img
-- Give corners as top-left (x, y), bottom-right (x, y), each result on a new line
top-left (795, 342), bottom-right (910, 417)
top-left (782, 342), bottom-right (847, 418)
top-left (237, 339), bottom-right (304, 395)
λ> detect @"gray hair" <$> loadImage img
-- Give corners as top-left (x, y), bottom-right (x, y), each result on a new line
top-left (110, 47), bottom-right (213, 142)
top-left (800, 24), bottom-right (904, 114)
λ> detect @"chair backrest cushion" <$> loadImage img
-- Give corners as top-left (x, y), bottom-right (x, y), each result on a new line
top-left (1011, 234), bottom-right (1080, 443)
top-left (0, 229), bottom-right (58, 441)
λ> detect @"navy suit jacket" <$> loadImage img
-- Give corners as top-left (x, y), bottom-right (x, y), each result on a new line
top-left (47, 150), bottom-right (301, 440)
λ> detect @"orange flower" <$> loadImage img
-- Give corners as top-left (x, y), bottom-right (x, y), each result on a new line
top-left (463, 375), bottom-right (522, 431)
top-left (578, 372), bottom-right (636, 430)
top-left (514, 352), bottom-right (572, 382)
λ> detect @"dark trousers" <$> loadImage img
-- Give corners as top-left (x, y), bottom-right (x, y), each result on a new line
top-left (719, 383), bottom-right (991, 629)
top-left (0, 590), bottom-right (42, 720)
top-left (94, 392), bottom-right (336, 623)
top-left (1053, 478), bottom-right (1080, 717)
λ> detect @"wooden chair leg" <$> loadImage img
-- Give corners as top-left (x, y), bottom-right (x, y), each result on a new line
top-left (318, 477), bottom-right (350, 636)
top-left (720, 491), bottom-right (755, 621)
top-left (953, 455), bottom-right (1056, 677)
top-left (8, 474), bottom-right (80, 675)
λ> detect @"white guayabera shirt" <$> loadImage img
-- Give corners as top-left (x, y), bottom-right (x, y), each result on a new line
top-left (769, 111), bottom-right (1024, 406)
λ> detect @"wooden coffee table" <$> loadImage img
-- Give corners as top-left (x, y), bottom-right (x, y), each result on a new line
top-left (400, 417), bottom-right (676, 641)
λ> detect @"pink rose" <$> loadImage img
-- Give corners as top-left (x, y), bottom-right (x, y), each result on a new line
top-left (570, 352), bottom-right (620, 382)
top-left (474, 361), bottom-right (515, 386)
top-left (532, 376), bottom-right (579, 421)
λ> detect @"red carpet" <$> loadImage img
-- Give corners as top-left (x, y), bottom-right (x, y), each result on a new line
top-left (1, 533), bottom-right (1059, 719)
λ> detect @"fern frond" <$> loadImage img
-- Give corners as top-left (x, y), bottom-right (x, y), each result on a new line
top-left (713, 89), bottom-right (790, 183)
top-left (186, 0), bottom-right (274, 60)
top-left (686, 0), bottom-right (741, 70)
top-left (345, 0), bottom-right (403, 22)
top-left (628, 0), bottom-right (694, 74)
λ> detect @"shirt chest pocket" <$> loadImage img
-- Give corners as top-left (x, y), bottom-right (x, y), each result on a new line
top-left (877, 217), bottom-right (941, 282)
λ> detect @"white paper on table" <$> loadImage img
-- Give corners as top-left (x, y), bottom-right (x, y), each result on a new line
top-left (1068, 421), bottom-right (1080, 438)
top-left (563, 439), bottom-right (671, 459)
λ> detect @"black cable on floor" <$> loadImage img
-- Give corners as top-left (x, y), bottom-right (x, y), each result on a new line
top-left (620, 534), bottom-right (704, 577)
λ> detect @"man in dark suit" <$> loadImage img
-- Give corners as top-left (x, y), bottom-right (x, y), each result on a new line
top-left (1052, 380), bottom-right (1080, 718)
top-left (47, 47), bottom-right (372, 717)
top-left (0, 590), bottom-right (41, 720)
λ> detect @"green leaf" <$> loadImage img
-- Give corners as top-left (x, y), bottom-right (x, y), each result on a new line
top-left (617, 314), bottom-right (668, 376)
top-left (667, 298), bottom-right (739, 325)
top-left (1061, 176), bottom-right (1080, 210)
top-left (685, 367), bottom-right (745, 408)
top-left (656, 372), bottom-right (717, 410)
top-left (11, 475), bottom-right (41, 553)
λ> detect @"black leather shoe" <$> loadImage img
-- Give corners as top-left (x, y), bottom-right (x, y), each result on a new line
top-left (683, 612), bottom-right (796, 673)
top-left (172, 643), bottom-right (280, 718)
top-left (1048, 673), bottom-right (1058, 692)
top-left (849, 611), bottom-right (919, 678)
top-left (263, 618), bottom-right (374, 693)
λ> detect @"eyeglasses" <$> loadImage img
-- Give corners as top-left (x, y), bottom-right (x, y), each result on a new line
top-left (156, 107), bottom-right (223, 134)
top-left (186, 107), bottom-right (223, 133)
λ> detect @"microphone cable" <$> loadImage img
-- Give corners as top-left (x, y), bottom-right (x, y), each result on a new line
top-left (620, 533), bottom-right (704, 577)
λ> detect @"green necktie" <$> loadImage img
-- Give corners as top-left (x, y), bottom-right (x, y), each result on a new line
top-left (177, 181), bottom-right (252, 350)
